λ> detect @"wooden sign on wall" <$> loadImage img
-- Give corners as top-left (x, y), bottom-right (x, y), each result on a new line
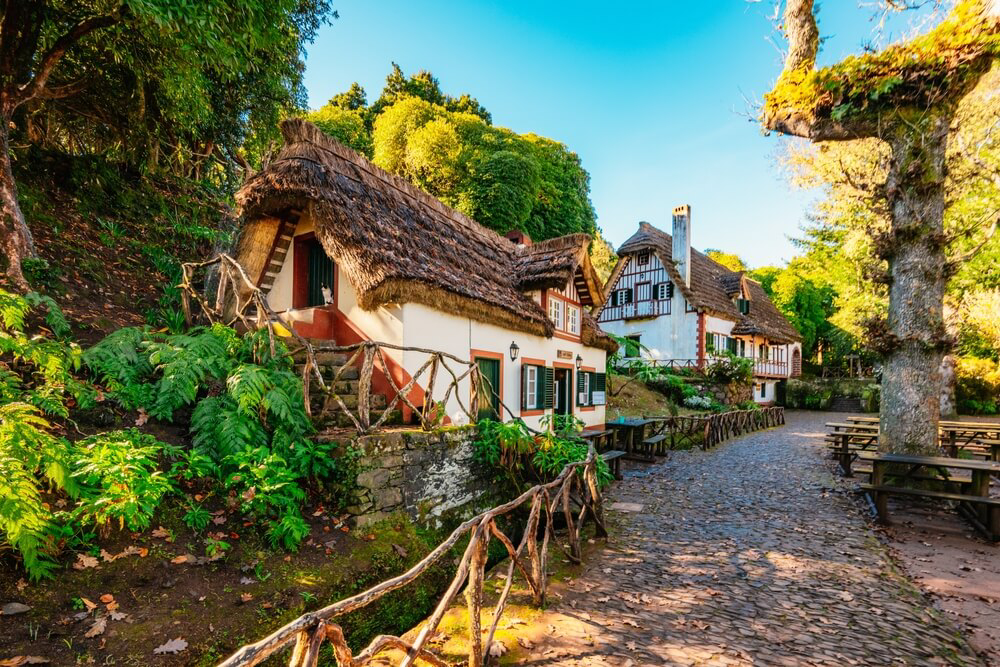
top-left (557, 350), bottom-right (573, 360)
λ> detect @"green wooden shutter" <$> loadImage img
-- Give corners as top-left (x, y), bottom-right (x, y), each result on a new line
top-left (705, 331), bottom-right (714, 353)
top-left (727, 337), bottom-right (737, 354)
top-left (592, 373), bottom-right (606, 406)
top-left (542, 367), bottom-right (555, 409)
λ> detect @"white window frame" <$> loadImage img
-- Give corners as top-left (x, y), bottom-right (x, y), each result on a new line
top-left (549, 297), bottom-right (564, 330)
top-left (525, 365), bottom-right (538, 410)
top-left (567, 305), bottom-right (580, 335)
top-left (637, 250), bottom-right (650, 266)
top-left (655, 283), bottom-right (669, 300)
top-left (615, 288), bottom-right (629, 306)
top-left (580, 372), bottom-right (591, 406)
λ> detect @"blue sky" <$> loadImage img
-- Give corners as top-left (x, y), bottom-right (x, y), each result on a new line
top-left (301, 2), bottom-right (930, 268)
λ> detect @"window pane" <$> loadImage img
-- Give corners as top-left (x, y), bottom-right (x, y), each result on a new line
top-left (568, 306), bottom-right (579, 334)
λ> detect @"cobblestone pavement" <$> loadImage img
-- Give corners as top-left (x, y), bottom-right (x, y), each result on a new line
top-left (521, 411), bottom-right (984, 667)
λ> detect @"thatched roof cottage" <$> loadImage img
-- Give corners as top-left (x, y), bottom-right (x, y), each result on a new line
top-left (597, 209), bottom-right (802, 404)
top-left (234, 119), bottom-right (616, 428)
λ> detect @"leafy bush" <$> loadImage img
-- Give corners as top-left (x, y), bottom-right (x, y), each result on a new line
top-left (72, 430), bottom-right (175, 533)
top-left (84, 324), bottom-right (335, 549)
top-left (706, 353), bottom-right (754, 384)
top-left (683, 396), bottom-right (714, 410)
top-left (473, 418), bottom-right (611, 491)
top-left (0, 402), bottom-right (77, 579)
top-left (955, 357), bottom-right (1000, 415)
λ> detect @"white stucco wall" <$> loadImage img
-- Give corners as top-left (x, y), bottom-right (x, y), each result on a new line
top-left (599, 298), bottom-right (700, 361)
top-left (401, 302), bottom-right (607, 430)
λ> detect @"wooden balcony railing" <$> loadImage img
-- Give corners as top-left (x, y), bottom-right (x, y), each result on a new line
top-left (754, 359), bottom-right (789, 377)
top-left (215, 448), bottom-right (606, 667)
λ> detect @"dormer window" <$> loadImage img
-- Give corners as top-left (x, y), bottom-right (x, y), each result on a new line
top-left (637, 250), bottom-right (650, 266)
top-left (548, 297), bottom-right (564, 329)
top-left (567, 304), bottom-right (580, 335)
top-left (737, 298), bottom-right (750, 315)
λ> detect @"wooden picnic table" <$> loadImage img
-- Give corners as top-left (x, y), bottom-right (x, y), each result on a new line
top-left (858, 452), bottom-right (1000, 540)
top-left (605, 418), bottom-right (656, 462)
top-left (580, 428), bottom-right (615, 452)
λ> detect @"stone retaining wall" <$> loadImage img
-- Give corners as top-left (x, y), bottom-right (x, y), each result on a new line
top-left (690, 379), bottom-right (752, 406)
top-left (345, 426), bottom-right (491, 528)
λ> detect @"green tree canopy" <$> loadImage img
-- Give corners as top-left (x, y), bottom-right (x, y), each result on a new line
top-left (704, 249), bottom-right (747, 272)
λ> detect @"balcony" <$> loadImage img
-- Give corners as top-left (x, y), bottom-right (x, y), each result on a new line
top-left (754, 359), bottom-right (789, 378)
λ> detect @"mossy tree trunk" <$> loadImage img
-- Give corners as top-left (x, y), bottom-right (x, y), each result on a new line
top-left (763, 0), bottom-right (998, 454)
top-left (879, 114), bottom-right (950, 455)
top-left (0, 118), bottom-right (33, 291)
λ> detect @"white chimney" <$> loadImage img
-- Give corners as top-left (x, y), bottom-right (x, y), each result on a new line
top-left (672, 204), bottom-right (691, 288)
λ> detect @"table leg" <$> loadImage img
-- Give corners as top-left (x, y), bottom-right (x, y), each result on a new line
top-left (872, 461), bottom-right (888, 523)
top-left (972, 470), bottom-right (991, 534)
top-left (839, 433), bottom-right (852, 477)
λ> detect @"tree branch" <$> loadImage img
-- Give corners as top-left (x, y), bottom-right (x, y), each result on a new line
top-left (782, 0), bottom-right (819, 73)
top-left (14, 10), bottom-right (123, 107)
top-left (946, 213), bottom-right (998, 272)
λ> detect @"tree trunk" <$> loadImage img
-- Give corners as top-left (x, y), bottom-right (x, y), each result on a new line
top-left (879, 114), bottom-right (950, 455)
top-left (0, 118), bottom-right (34, 291)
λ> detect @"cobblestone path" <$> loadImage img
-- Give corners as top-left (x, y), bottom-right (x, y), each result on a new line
top-left (521, 411), bottom-right (983, 667)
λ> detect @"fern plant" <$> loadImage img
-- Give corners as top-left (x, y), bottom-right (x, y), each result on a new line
top-left (72, 430), bottom-right (175, 532)
top-left (0, 403), bottom-right (77, 580)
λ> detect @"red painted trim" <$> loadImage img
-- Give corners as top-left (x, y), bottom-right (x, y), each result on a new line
top-left (552, 361), bottom-right (574, 370)
top-left (581, 366), bottom-right (596, 373)
top-left (552, 330), bottom-right (582, 343)
top-left (634, 281), bottom-right (651, 302)
top-left (332, 310), bottom-right (427, 425)
top-left (579, 406), bottom-right (596, 412)
top-left (521, 409), bottom-right (546, 417)
top-left (292, 233), bottom-right (313, 309)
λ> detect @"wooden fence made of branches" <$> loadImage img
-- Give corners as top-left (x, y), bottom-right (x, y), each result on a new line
top-left (216, 447), bottom-right (606, 667)
top-left (179, 255), bottom-right (517, 434)
top-left (647, 407), bottom-right (785, 450)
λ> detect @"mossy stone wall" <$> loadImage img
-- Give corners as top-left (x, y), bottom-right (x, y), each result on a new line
top-left (347, 426), bottom-right (491, 528)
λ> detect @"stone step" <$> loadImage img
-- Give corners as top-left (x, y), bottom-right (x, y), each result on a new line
top-left (297, 364), bottom-right (360, 381)
top-left (311, 392), bottom-right (387, 411)
top-left (312, 410), bottom-right (405, 433)
top-left (291, 349), bottom-right (350, 366)
top-left (830, 396), bottom-right (863, 412)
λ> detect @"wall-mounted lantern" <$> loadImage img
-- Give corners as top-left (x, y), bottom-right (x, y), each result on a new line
top-left (575, 354), bottom-right (583, 371)
top-left (509, 341), bottom-right (520, 362)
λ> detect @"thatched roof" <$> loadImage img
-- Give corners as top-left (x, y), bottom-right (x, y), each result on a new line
top-left (601, 222), bottom-right (801, 344)
top-left (236, 119), bottom-right (616, 352)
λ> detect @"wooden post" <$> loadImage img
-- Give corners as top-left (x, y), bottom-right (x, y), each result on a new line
top-left (465, 525), bottom-right (491, 667)
top-left (871, 461), bottom-right (888, 522)
top-left (840, 433), bottom-right (852, 477)
top-left (358, 344), bottom-right (375, 431)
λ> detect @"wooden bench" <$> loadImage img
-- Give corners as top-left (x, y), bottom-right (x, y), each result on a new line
top-left (600, 450), bottom-right (626, 481)
top-left (858, 452), bottom-right (1000, 540)
top-left (643, 433), bottom-right (668, 457)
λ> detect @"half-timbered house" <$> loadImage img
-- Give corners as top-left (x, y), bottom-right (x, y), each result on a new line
top-left (233, 119), bottom-right (617, 429)
top-left (597, 207), bottom-right (802, 403)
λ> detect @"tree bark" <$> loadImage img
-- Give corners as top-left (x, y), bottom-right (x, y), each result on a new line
top-left (0, 117), bottom-right (33, 291)
top-left (879, 114), bottom-right (951, 455)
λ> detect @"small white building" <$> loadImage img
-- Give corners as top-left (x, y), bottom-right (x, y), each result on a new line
top-left (597, 207), bottom-right (802, 404)
top-left (233, 119), bottom-right (616, 429)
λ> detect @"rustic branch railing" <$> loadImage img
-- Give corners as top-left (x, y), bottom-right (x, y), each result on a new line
top-left (216, 448), bottom-right (606, 667)
top-left (647, 407), bottom-right (784, 450)
top-left (179, 255), bottom-right (517, 434)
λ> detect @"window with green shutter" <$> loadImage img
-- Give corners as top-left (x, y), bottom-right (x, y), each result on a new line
top-left (577, 371), bottom-right (591, 407)
top-left (705, 331), bottom-right (714, 353)
top-left (521, 364), bottom-right (545, 411)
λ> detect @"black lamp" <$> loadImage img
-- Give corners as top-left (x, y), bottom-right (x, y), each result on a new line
top-left (509, 341), bottom-right (520, 362)
top-left (575, 354), bottom-right (583, 370)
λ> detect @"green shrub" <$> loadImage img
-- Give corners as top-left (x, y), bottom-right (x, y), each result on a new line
top-left (72, 430), bottom-right (175, 532)
top-left (474, 417), bottom-right (611, 492)
top-left (955, 357), bottom-right (1000, 415)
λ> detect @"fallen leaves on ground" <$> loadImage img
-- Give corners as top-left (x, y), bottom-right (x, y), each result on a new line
top-left (0, 657), bottom-right (50, 666)
top-left (72, 554), bottom-right (99, 570)
top-left (0, 603), bottom-right (31, 616)
top-left (84, 617), bottom-right (107, 638)
top-left (153, 638), bottom-right (188, 655)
